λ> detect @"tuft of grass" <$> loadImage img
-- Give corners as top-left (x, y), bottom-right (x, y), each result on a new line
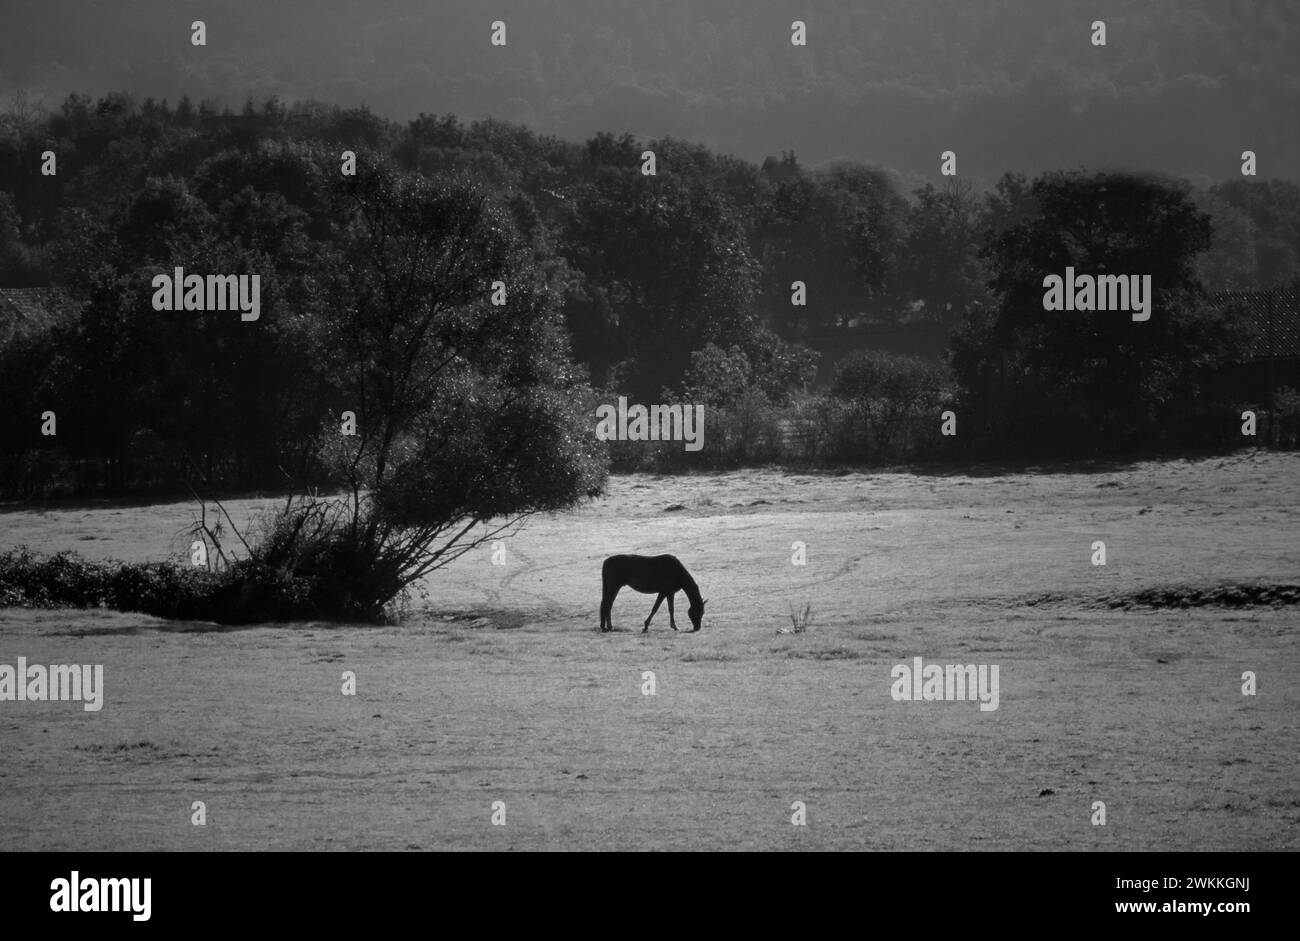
top-left (778, 602), bottom-right (813, 634)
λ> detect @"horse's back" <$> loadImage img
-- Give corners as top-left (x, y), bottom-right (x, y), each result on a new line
top-left (603, 553), bottom-right (681, 569)
top-left (602, 554), bottom-right (685, 592)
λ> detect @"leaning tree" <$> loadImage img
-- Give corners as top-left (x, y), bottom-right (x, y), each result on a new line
top-left (214, 153), bottom-right (607, 621)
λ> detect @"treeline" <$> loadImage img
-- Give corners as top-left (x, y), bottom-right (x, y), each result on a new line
top-left (0, 93), bottom-right (1297, 496)
top-left (3, 0), bottom-right (1297, 180)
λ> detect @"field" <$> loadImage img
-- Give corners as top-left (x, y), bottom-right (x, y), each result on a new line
top-left (2, 452), bottom-right (1298, 850)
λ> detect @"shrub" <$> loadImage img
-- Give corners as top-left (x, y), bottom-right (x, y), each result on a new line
top-left (1275, 386), bottom-right (1300, 448)
top-left (810, 350), bottom-right (954, 464)
top-left (0, 545), bottom-right (314, 624)
top-left (0, 547), bottom-right (215, 618)
top-left (829, 349), bottom-right (948, 407)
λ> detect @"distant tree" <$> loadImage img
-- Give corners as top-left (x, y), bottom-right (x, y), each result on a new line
top-left (814, 348), bottom-right (951, 464)
top-left (562, 159), bottom-right (760, 396)
top-left (741, 328), bottom-right (821, 404)
top-left (755, 157), bottom-right (908, 336)
top-left (980, 172), bottom-right (1037, 241)
top-left (954, 170), bottom-right (1248, 454)
top-left (1192, 188), bottom-right (1258, 291)
top-left (830, 349), bottom-right (948, 407)
top-left (680, 343), bottom-right (754, 408)
top-left (898, 179), bottom-right (991, 328)
top-left (0, 191), bottom-right (39, 283)
top-left (1209, 179), bottom-right (1300, 288)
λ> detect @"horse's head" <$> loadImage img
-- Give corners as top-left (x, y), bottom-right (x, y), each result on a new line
top-left (688, 598), bottom-right (707, 632)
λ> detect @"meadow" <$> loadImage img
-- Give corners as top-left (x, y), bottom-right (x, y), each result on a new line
top-left (1, 452), bottom-right (1297, 850)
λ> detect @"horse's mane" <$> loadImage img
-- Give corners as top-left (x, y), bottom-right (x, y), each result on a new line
top-left (678, 567), bottom-right (703, 607)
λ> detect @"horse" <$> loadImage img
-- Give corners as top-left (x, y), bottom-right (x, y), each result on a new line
top-left (599, 554), bottom-right (707, 633)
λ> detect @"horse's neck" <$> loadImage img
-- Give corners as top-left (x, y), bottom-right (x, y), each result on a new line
top-left (679, 570), bottom-right (703, 606)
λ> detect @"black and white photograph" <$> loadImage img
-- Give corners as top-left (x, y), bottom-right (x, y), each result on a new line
top-left (0, 0), bottom-right (1294, 914)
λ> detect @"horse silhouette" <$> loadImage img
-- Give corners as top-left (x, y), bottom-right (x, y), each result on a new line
top-left (600, 554), bottom-right (706, 633)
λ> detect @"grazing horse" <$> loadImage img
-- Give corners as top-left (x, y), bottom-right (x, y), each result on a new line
top-left (600, 554), bottom-right (707, 633)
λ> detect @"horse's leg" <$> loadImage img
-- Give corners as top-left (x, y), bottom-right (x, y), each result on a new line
top-left (600, 584), bottom-right (618, 632)
top-left (667, 592), bottom-right (678, 631)
top-left (644, 592), bottom-right (666, 632)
